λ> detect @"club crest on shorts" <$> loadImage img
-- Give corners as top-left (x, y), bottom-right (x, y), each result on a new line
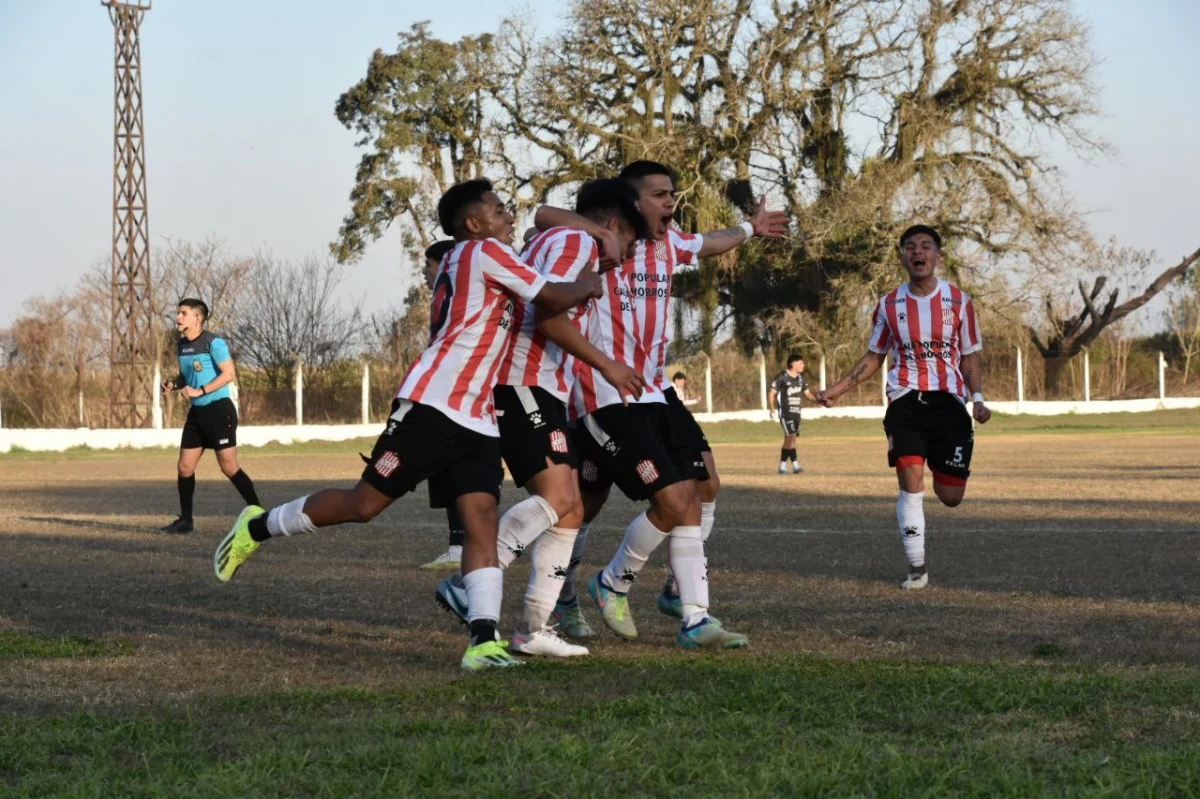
top-left (581, 459), bottom-right (598, 483)
top-left (549, 429), bottom-right (568, 454)
top-left (887, 434), bottom-right (894, 452)
top-left (374, 451), bottom-right (401, 478)
top-left (636, 459), bottom-right (660, 485)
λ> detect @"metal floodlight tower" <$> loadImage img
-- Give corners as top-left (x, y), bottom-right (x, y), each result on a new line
top-left (104, 0), bottom-right (154, 428)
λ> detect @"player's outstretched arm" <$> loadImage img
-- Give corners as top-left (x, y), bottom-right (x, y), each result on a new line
top-left (535, 310), bottom-right (644, 402)
top-left (533, 206), bottom-right (622, 270)
top-left (697, 197), bottom-right (790, 258)
top-left (817, 351), bottom-right (885, 407)
top-left (960, 351), bottom-right (991, 423)
top-left (530, 271), bottom-right (604, 316)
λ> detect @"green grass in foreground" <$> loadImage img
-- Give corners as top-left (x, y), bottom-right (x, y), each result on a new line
top-left (0, 632), bottom-right (130, 660)
top-left (3, 657), bottom-right (1197, 797)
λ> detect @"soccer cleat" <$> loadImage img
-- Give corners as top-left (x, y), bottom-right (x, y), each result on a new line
top-left (511, 625), bottom-right (589, 658)
top-left (435, 576), bottom-right (469, 625)
top-left (461, 639), bottom-right (523, 670)
top-left (161, 517), bottom-right (193, 534)
top-left (213, 505), bottom-right (265, 582)
top-left (587, 572), bottom-right (638, 640)
top-left (901, 567), bottom-right (929, 590)
top-left (656, 591), bottom-right (683, 619)
top-left (420, 550), bottom-right (461, 571)
top-left (551, 600), bottom-right (595, 638)
top-left (792, 463), bottom-right (804, 474)
top-left (777, 464), bottom-right (788, 474)
top-left (677, 617), bottom-right (749, 649)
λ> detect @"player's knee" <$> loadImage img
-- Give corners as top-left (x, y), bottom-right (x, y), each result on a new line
top-left (698, 472), bottom-right (719, 503)
top-left (176, 464), bottom-right (196, 478)
top-left (934, 486), bottom-right (965, 507)
top-left (581, 486), bottom-right (608, 522)
top-left (653, 482), bottom-right (697, 529)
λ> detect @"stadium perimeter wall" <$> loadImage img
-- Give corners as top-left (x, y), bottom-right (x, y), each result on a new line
top-left (2, 398), bottom-right (1198, 454)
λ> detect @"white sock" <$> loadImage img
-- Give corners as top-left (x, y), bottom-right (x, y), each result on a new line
top-left (897, 490), bottom-right (926, 568)
top-left (669, 525), bottom-right (708, 626)
top-left (522, 527), bottom-right (577, 631)
top-left (558, 521), bottom-right (589, 605)
top-left (497, 495), bottom-right (559, 569)
top-left (267, 496), bottom-right (316, 536)
top-left (700, 500), bottom-right (716, 543)
top-left (462, 566), bottom-right (503, 623)
top-left (601, 512), bottom-right (669, 593)
top-left (447, 544), bottom-right (462, 558)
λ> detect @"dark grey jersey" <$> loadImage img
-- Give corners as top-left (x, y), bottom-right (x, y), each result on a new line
top-left (771, 371), bottom-right (808, 415)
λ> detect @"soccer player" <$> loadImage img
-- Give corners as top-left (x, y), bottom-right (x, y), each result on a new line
top-left (417, 239), bottom-right (468, 572)
top-left (432, 179), bottom-right (650, 658)
top-left (816, 224), bottom-right (990, 589)
top-left (160, 298), bottom-right (259, 534)
top-left (539, 161), bottom-right (787, 647)
top-left (768, 353), bottom-right (818, 474)
top-left (212, 179), bottom-right (604, 670)
top-left (671, 372), bottom-right (699, 407)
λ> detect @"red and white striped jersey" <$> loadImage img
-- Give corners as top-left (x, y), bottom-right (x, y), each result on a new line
top-left (397, 238), bottom-right (547, 436)
top-left (570, 262), bottom-right (664, 418)
top-left (626, 229), bottom-right (704, 390)
top-left (495, 227), bottom-right (596, 402)
top-left (867, 279), bottom-right (983, 403)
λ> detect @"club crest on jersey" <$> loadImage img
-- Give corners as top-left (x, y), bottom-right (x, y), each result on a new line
top-left (374, 451), bottom-right (401, 478)
top-left (193, 359), bottom-right (203, 372)
top-left (581, 459), bottom-right (598, 483)
top-left (654, 240), bottom-right (668, 262)
top-left (549, 429), bottom-right (568, 454)
top-left (636, 459), bottom-right (660, 485)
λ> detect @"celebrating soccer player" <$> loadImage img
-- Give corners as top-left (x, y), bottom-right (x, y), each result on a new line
top-left (816, 224), bottom-right (990, 589)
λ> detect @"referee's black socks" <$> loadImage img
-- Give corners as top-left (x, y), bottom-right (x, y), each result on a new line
top-left (229, 469), bottom-right (260, 507)
top-left (178, 474), bottom-right (196, 520)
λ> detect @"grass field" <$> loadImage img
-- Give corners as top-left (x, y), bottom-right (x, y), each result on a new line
top-left (2, 410), bottom-right (1198, 796)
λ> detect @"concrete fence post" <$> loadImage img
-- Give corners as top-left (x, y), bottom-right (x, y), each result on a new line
top-left (152, 362), bottom-right (163, 430)
top-left (1159, 351), bottom-right (1167, 400)
top-left (295, 360), bottom-right (304, 426)
top-left (1083, 347), bottom-right (1091, 403)
top-left (705, 353), bottom-right (713, 415)
top-left (362, 361), bottom-right (371, 424)
top-left (1016, 347), bottom-right (1025, 406)
top-left (758, 350), bottom-right (767, 411)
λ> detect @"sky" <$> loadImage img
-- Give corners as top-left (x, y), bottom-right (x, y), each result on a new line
top-left (0, 0), bottom-right (1197, 329)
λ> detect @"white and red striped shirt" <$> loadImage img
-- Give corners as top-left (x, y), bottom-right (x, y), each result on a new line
top-left (626, 229), bottom-right (704, 391)
top-left (867, 279), bottom-right (982, 403)
top-left (570, 260), bottom-right (663, 418)
top-left (397, 238), bottom-right (547, 436)
top-left (496, 227), bottom-right (596, 402)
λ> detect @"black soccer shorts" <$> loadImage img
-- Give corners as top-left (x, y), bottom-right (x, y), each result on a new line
top-left (573, 403), bottom-right (691, 502)
top-left (494, 385), bottom-right (578, 488)
top-left (180, 398), bottom-right (238, 451)
top-left (883, 390), bottom-right (974, 485)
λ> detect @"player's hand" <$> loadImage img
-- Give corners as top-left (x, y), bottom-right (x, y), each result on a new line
top-left (577, 268), bottom-right (604, 299)
top-left (749, 197), bottom-right (790, 239)
top-left (592, 228), bottom-right (622, 272)
top-left (815, 389), bottom-right (838, 408)
top-left (972, 400), bottom-right (991, 424)
top-left (601, 361), bottom-right (644, 403)
top-left (181, 386), bottom-right (202, 399)
top-left (160, 380), bottom-right (175, 395)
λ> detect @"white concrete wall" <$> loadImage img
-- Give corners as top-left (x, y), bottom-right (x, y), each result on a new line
top-left (2, 398), bottom-right (1197, 454)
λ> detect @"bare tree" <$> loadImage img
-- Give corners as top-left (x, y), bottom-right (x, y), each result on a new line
top-left (1163, 260), bottom-right (1200, 385)
top-left (231, 253), bottom-right (365, 389)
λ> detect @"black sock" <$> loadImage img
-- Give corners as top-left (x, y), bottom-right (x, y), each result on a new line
top-left (178, 475), bottom-right (195, 520)
top-left (248, 513), bottom-right (271, 542)
top-left (789, 449), bottom-right (798, 462)
top-left (229, 469), bottom-right (260, 506)
top-left (469, 619), bottom-right (497, 646)
top-left (780, 448), bottom-right (788, 462)
top-left (446, 507), bottom-right (466, 547)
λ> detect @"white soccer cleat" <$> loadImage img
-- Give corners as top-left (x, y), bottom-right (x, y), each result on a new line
top-left (511, 625), bottom-right (590, 658)
top-left (901, 569), bottom-right (929, 590)
top-left (777, 464), bottom-right (788, 474)
top-left (420, 550), bottom-right (461, 570)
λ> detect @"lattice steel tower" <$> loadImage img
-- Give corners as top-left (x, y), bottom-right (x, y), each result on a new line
top-left (104, 0), bottom-right (154, 427)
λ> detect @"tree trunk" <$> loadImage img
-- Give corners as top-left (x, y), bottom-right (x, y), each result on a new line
top-left (1043, 354), bottom-right (1072, 398)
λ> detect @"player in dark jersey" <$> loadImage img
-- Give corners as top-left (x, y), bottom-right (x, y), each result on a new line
top-left (160, 298), bottom-right (260, 534)
top-left (768, 353), bottom-right (818, 474)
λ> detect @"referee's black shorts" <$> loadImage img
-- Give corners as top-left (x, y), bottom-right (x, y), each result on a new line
top-left (180, 398), bottom-right (238, 451)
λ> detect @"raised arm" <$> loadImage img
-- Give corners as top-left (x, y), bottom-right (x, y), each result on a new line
top-left (697, 197), bottom-right (790, 258)
top-left (535, 310), bottom-right (643, 402)
top-left (534, 206), bottom-right (621, 269)
top-left (817, 351), bottom-right (886, 407)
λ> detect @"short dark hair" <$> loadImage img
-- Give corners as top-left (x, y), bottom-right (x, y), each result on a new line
top-left (672, 371), bottom-right (687, 382)
top-left (424, 239), bottom-right (456, 263)
top-left (575, 179), bottom-right (653, 240)
top-left (437, 178), bottom-right (494, 237)
top-left (618, 160), bottom-right (678, 188)
top-left (899, 224), bottom-right (941, 249)
top-left (178, 297), bottom-right (209, 322)
top-left (787, 353), bottom-right (804, 366)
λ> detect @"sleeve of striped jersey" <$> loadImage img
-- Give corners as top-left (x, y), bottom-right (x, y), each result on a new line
top-left (668, 229), bottom-right (704, 268)
top-left (866, 299), bottom-right (891, 354)
top-left (540, 231), bottom-right (596, 281)
top-left (959, 295), bottom-right (983, 354)
top-left (480, 239), bottom-right (548, 302)
top-left (210, 336), bottom-right (232, 364)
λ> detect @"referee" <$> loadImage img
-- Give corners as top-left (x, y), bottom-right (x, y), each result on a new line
top-left (768, 353), bottom-right (817, 474)
top-left (160, 298), bottom-right (260, 533)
